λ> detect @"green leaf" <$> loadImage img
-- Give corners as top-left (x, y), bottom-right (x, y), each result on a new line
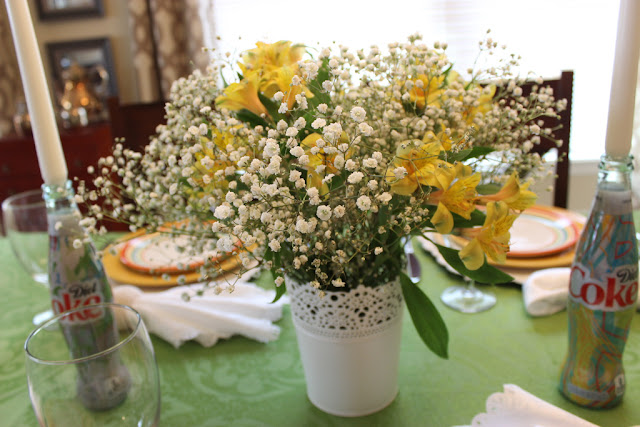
top-left (444, 146), bottom-right (494, 162)
top-left (434, 243), bottom-right (514, 284)
top-left (450, 209), bottom-right (486, 229)
top-left (307, 58), bottom-right (332, 107)
top-left (266, 248), bottom-right (287, 303)
top-left (271, 273), bottom-right (287, 303)
top-left (400, 273), bottom-right (449, 359)
top-left (236, 109), bottom-right (270, 128)
top-left (258, 93), bottom-right (285, 123)
top-left (476, 183), bottom-right (502, 195)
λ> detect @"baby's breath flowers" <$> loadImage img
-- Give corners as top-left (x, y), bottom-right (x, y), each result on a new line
top-left (76, 35), bottom-right (566, 357)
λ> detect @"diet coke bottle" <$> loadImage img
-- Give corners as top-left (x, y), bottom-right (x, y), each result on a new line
top-left (43, 180), bottom-right (130, 411)
top-left (559, 154), bottom-right (638, 408)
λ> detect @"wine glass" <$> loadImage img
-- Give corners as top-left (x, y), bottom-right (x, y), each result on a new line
top-left (440, 278), bottom-right (496, 313)
top-left (2, 189), bottom-right (52, 324)
top-left (24, 303), bottom-right (161, 427)
top-left (438, 234), bottom-right (496, 313)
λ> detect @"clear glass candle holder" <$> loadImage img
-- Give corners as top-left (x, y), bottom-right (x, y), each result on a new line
top-left (24, 303), bottom-right (161, 426)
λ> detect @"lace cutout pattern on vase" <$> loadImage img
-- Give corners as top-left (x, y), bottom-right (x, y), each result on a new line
top-left (286, 279), bottom-right (404, 340)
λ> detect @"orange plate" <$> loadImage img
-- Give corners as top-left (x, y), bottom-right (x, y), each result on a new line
top-left (505, 205), bottom-right (580, 258)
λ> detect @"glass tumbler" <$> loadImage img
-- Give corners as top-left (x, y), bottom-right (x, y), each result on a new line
top-left (24, 303), bottom-right (161, 426)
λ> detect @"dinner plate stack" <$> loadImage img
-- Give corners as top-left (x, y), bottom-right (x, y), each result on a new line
top-left (102, 228), bottom-right (247, 288)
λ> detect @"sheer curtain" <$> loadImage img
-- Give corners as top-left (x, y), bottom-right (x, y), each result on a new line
top-left (203, 0), bottom-right (621, 163)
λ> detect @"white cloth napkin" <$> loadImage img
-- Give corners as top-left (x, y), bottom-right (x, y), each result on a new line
top-left (113, 281), bottom-right (287, 348)
top-left (457, 384), bottom-right (598, 427)
top-left (522, 268), bottom-right (572, 316)
top-left (523, 267), bottom-right (640, 317)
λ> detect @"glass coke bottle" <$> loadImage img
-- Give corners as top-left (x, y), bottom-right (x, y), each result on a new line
top-left (559, 154), bottom-right (638, 408)
top-left (43, 180), bottom-right (130, 411)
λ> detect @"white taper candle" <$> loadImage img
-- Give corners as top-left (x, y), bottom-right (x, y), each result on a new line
top-left (605, 0), bottom-right (640, 158)
top-left (5, 0), bottom-right (68, 186)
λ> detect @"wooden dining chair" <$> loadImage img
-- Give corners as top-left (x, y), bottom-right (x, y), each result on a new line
top-left (107, 96), bottom-right (167, 153)
top-left (520, 71), bottom-right (574, 208)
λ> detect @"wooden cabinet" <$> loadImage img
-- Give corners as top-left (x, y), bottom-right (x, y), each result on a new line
top-left (0, 122), bottom-right (113, 202)
top-left (0, 122), bottom-right (116, 234)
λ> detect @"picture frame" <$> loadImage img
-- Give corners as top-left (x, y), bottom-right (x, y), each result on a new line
top-left (36, 0), bottom-right (104, 21)
top-left (46, 37), bottom-right (118, 99)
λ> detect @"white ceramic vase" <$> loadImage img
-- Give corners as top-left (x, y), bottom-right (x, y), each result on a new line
top-left (287, 279), bottom-right (404, 417)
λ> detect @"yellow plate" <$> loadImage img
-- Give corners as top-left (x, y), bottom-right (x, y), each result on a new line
top-left (102, 231), bottom-right (252, 288)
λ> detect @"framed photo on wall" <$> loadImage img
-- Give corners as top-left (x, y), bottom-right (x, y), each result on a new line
top-left (46, 37), bottom-right (118, 99)
top-left (36, 0), bottom-right (104, 21)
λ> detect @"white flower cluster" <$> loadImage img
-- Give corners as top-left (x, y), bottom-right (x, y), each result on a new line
top-left (77, 34), bottom-right (565, 290)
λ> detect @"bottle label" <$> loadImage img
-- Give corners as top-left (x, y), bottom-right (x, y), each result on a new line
top-left (569, 263), bottom-right (638, 311)
top-left (567, 383), bottom-right (609, 401)
top-left (51, 280), bottom-right (106, 324)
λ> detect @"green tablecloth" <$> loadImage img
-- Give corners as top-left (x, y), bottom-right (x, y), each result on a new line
top-left (1, 237), bottom-right (639, 427)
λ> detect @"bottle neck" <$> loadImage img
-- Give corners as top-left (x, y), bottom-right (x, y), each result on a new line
top-left (594, 154), bottom-right (634, 216)
top-left (42, 180), bottom-right (78, 214)
top-left (42, 180), bottom-right (83, 236)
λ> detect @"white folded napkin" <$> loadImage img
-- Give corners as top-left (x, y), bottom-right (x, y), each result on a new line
top-left (522, 268), bottom-right (571, 316)
top-left (523, 267), bottom-right (640, 317)
top-left (457, 384), bottom-right (598, 427)
top-left (113, 281), bottom-right (288, 348)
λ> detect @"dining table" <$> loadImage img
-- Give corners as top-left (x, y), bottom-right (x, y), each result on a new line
top-left (1, 227), bottom-right (639, 427)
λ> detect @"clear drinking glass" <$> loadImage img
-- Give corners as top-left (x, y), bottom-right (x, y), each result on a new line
top-left (24, 303), bottom-right (161, 427)
top-left (2, 189), bottom-right (52, 324)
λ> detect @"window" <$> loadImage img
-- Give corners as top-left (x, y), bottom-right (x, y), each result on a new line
top-left (205, 0), bottom-right (620, 161)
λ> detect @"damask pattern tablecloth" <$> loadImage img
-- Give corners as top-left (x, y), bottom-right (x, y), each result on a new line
top-left (1, 237), bottom-right (639, 427)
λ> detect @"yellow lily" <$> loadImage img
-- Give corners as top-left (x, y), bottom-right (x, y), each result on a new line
top-left (267, 65), bottom-right (313, 109)
top-left (215, 72), bottom-right (269, 118)
top-left (239, 41), bottom-right (305, 77)
top-left (478, 172), bottom-right (537, 211)
top-left (427, 163), bottom-right (481, 234)
top-left (462, 84), bottom-right (496, 125)
top-left (408, 73), bottom-right (446, 110)
top-left (301, 133), bottom-right (350, 195)
top-left (422, 129), bottom-right (455, 153)
top-left (458, 201), bottom-right (517, 270)
top-left (190, 129), bottom-right (237, 193)
top-left (385, 139), bottom-right (452, 196)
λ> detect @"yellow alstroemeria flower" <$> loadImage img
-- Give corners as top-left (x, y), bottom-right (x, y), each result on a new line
top-left (478, 172), bottom-right (537, 211)
top-left (215, 72), bottom-right (269, 118)
top-left (458, 201), bottom-right (517, 270)
top-left (239, 41), bottom-right (305, 77)
top-left (422, 129), bottom-right (455, 153)
top-left (408, 74), bottom-right (446, 110)
top-left (266, 65), bottom-right (314, 109)
top-left (462, 84), bottom-right (496, 125)
top-left (301, 132), bottom-right (350, 195)
top-left (427, 163), bottom-right (481, 234)
top-left (385, 139), bottom-right (452, 196)
top-left (408, 70), bottom-right (459, 111)
top-left (190, 129), bottom-right (237, 194)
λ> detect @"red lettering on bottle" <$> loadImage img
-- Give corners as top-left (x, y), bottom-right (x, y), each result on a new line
top-left (606, 277), bottom-right (627, 307)
top-left (625, 282), bottom-right (638, 306)
top-left (569, 264), bottom-right (638, 310)
top-left (581, 282), bottom-right (605, 306)
top-left (51, 290), bottom-right (104, 323)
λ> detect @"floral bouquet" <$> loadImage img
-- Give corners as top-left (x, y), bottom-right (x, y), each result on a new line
top-left (79, 34), bottom-right (566, 358)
